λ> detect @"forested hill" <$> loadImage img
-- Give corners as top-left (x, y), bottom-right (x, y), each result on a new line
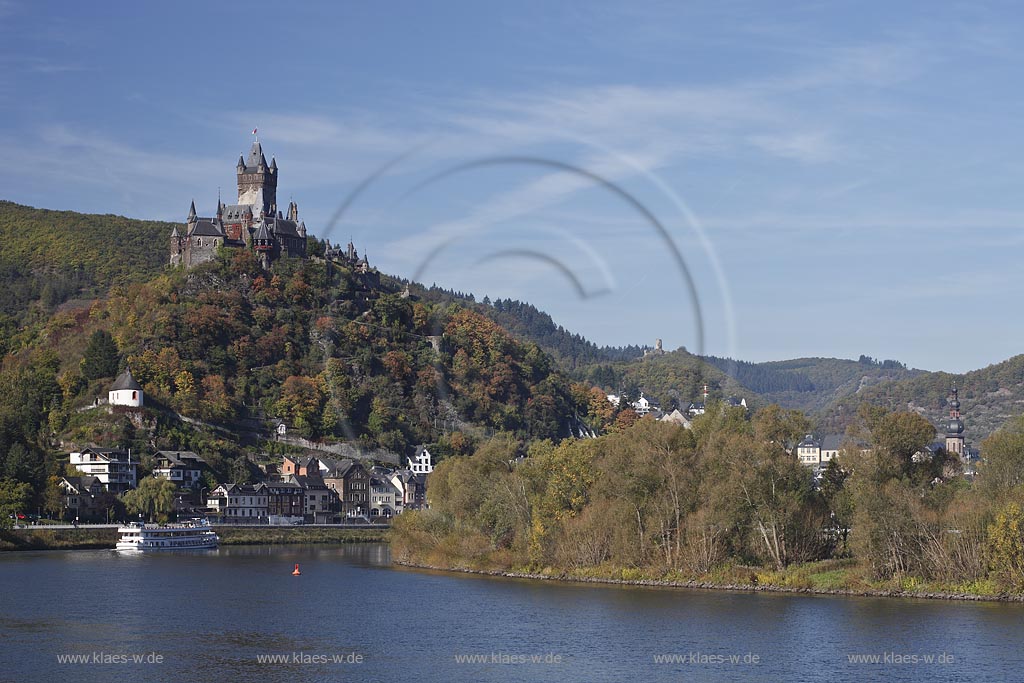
top-left (818, 355), bottom-right (1024, 444)
top-left (417, 286), bottom-right (646, 368)
top-left (0, 200), bottom-right (176, 342)
top-left (701, 355), bottom-right (920, 414)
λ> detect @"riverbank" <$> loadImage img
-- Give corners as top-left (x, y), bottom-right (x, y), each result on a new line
top-left (393, 559), bottom-right (1024, 604)
top-left (0, 526), bottom-right (388, 551)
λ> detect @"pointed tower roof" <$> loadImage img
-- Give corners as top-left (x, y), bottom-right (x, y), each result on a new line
top-left (269, 156), bottom-right (277, 170)
top-left (170, 225), bottom-right (180, 238)
top-left (246, 141), bottom-right (266, 169)
top-left (187, 200), bottom-right (196, 221)
top-left (110, 368), bottom-right (142, 392)
top-left (237, 155), bottom-right (245, 169)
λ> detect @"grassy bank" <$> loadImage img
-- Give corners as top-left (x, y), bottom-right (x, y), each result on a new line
top-left (0, 527), bottom-right (119, 551)
top-left (392, 556), bottom-right (1023, 603)
top-left (0, 526), bottom-right (388, 551)
top-left (217, 527), bottom-right (388, 546)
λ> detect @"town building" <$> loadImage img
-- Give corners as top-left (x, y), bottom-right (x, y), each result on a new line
top-left (796, 434), bottom-right (821, 466)
top-left (390, 469), bottom-right (427, 510)
top-left (108, 368), bottom-right (143, 408)
top-left (152, 451), bottom-right (206, 488)
top-left (369, 473), bottom-right (401, 518)
top-left (170, 136), bottom-right (308, 269)
top-left (796, 434), bottom-right (865, 467)
top-left (282, 455), bottom-right (320, 477)
top-left (264, 480), bottom-right (305, 524)
top-left (69, 448), bottom-right (137, 493)
top-left (408, 446), bottom-right (434, 475)
top-left (58, 475), bottom-right (104, 521)
top-left (206, 483), bottom-right (268, 522)
top-left (322, 458), bottom-right (370, 518)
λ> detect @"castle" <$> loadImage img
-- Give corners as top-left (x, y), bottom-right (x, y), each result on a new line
top-left (170, 137), bottom-right (308, 268)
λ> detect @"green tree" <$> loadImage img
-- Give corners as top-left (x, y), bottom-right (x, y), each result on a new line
top-left (866, 409), bottom-right (936, 480)
top-left (43, 475), bottom-right (64, 518)
top-left (0, 478), bottom-right (33, 529)
top-left (987, 501), bottom-right (1024, 591)
top-left (121, 476), bottom-right (177, 522)
top-left (979, 416), bottom-right (1024, 500)
top-left (81, 330), bottom-right (120, 380)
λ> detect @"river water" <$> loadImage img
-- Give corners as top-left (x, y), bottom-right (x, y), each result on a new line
top-left (0, 543), bottom-right (1021, 682)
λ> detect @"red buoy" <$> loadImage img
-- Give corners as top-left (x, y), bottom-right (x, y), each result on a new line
top-left (292, 563), bottom-right (301, 576)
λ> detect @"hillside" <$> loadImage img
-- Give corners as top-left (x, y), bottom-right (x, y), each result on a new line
top-left (702, 355), bottom-right (921, 414)
top-left (818, 355), bottom-right (1024, 443)
top-left (416, 286), bottom-right (647, 369)
top-left (1, 198), bottom-right (1023, 493)
top-left (0, 201), bottom-right (176, 354)
top-left (0, 229), bottom-right (601, 503)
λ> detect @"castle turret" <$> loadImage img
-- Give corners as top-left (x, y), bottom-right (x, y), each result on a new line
top-left (187, 200), bottom-right (196, 222)
top-left (237, 140), bottom-right (277, 215)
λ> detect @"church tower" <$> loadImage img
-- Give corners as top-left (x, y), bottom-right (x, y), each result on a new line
top-left (236, 141), bottom-right (278, 215)
top-left (945, 383), bottom-right (965, 458)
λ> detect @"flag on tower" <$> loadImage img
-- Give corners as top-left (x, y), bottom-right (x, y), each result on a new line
top-left (252, 127), bottom-right (258, 135)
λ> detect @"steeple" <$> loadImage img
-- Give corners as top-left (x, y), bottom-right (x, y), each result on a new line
top-left (187, 200), bottom-right (196, 222)
top-left (945, 382), bottom-right (965, 458)
top-left (246, 140), bottom-right (265, 169)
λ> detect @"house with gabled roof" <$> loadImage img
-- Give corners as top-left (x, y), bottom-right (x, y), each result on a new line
top-left (69, 447), bottom-right (137, 493)
top-left (153, 450), bottom-right (206, 488)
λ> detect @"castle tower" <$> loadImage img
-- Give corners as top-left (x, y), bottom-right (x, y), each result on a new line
top-left (945, 383), bottom-right (965, 458)
top-left (236, 141), bottom-right (278, 215)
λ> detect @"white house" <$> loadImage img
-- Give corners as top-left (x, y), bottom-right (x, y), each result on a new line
top-left (796, 434), bottom-right (821, 466)
top-left (408, 446), bottom-right (433, 474)
top-left (108, 368), bottom-right (143, 408)
top-left (632, 393), bottom-right (654, 416)
top-left (206, 483), bottom-right (268, 521)
top-left (69, 447), bottom-right (137, 493)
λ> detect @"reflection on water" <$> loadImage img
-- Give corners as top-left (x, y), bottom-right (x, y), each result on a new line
top-left (1, 543), bottom-right (1022, 683)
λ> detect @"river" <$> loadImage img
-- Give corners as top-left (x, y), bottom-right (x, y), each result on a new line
top-left (0, 544), bottom-right (1021, 682)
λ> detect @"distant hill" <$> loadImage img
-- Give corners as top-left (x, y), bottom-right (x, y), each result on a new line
top-left (0, 200), bottom-right (176, 331)
top-left (416, 286), bottom-right (646, 369)
top-left (2, 198), bottom-right (1021, 453)
top-left (702, 355), bottom-right (921, 414)
top-left (818, 355), bottom-right (1024, 444)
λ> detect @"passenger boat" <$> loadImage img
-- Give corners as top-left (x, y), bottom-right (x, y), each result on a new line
top-left (116, 518), bottom-right (219, 551)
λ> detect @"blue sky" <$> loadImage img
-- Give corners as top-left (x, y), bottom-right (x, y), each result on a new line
top-left (2, 0), bottom-right (1022, 372)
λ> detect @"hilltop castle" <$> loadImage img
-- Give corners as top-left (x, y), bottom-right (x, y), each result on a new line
top-left (170, 138), bottom-right (308, 268)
